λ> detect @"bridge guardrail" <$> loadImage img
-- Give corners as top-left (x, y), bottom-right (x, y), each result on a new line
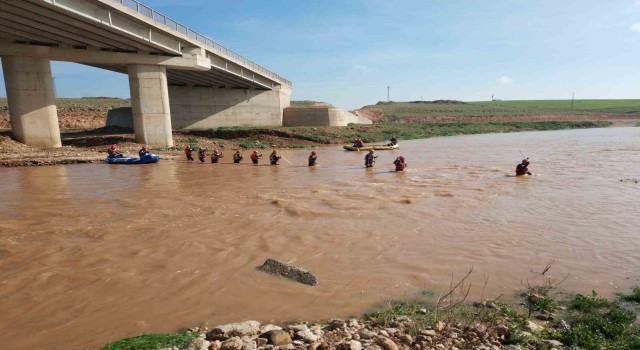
top-left (112, 0), bottom-right (291, 86)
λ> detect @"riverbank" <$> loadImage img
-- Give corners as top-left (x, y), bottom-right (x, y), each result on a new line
top-left (101, 283), bottom-right (640, 350)
top-left (0, 121), bottom-right (614, 167)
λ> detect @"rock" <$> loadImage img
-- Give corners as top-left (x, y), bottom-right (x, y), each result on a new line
top-left (186, 337), bottom-right (211, 350)
top-left (555, 320), bottom-right (570, 330)
top-left (329, 319), bottom-right (346, 330)
top-left (384, 328), bottom-right (399, 335)
top-left (287, 324), bottom-right (309, 332)
top-left (543, 339), bottom-right (563, 347)
top-left (417, 309), bottom-right (427, 314)
top-left (496, 325), bottom-right (509, 337)
top-left (257, 258), bottom-right (318, 286)
top-left (375, 337), bottom-right (398, 350)
top-left (378, 330), bottom-right (389, 337)
top-left (348, 319), bottom-right (360, 328)
top-left (398, 335), bottom-right (413, 344)
top-left (526, 321), bottom-right (544, 332)
top-left (395, 316), bottom-right (411, 324)
top-left (243, 341), bottom-right (257, 350)
top-left (421, 330), bottom-right (436, 337)
top-left (260, 325), bottom-right (283, 334)
top-left (265, 330), bottom-right (292, 346)
top-left (256, 338), bottom-right (268, 347)
top-left (338, 340), bottom-right (362, 350)
top-left (364, 345), bottom-right (383, 350)
top-left (221, 337), bottom-right (244, 350)
top-left (293, 340), bottom-right (305, 346)
top-left (359, 329), bottom-right (377, 339)
top-left (209, 341), bottom-right (222, 350)
top-left (296, 329), bottom-right (319, 343)
top-left (434, 344), bottom-right (446, 350)
top-left (208, 321), bottom-right (261, 340)
top-left (434, 321), bottom-right (445, 331)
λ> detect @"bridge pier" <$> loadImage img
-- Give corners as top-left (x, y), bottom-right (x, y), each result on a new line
top-left (127, 64), bottom-right (174, 147)
top-left (1, 56), bottom-right (62, 148)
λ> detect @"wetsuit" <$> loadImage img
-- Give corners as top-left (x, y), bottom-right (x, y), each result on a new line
top-left (107, 148), bottom-right (121, 158)
top-left (233, 154), bottom-right (243, 163)
top-left (365, 153), bottom-right (376, 167)
top-left (185, 147), bottom-right (194, 161)
top-left (269, 153), bottom-right (281, 165)
top-left (250, 153), bottom-right (261, 165)
top-left (353, 140), bottom-right (364, 147)
top-left (198, 149), bottom-right (207, 163)
top-left (211, 152), bottom-right (222, 163)
top-left (516, 162), bottom-right (531, 176)
top-left (308, 155), bottom-right (317, 166)
top-left (394, 158), bottom-right (407, 171)
top-left (388, 137), bottom-right (398, 146)
top-left (138, 149), bottom-right (150, 157)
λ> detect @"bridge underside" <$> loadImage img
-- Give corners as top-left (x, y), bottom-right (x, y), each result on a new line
top-left (0, 0), bottom-right (291, 147)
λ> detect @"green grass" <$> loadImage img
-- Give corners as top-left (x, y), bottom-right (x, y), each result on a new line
top-left (363, 100), bottom-right (640, 119)
top-left (101, 331), bottom-right (198, 350)
top-left (569, 291), bottom-right (613, 312)
top-left (620, 286), bottom-right (640, 303)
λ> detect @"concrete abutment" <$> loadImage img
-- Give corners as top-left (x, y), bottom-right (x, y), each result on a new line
top-left (1, 55), bottom-right (62, 148)
top-left (127, 64), bottom-right (174, 147)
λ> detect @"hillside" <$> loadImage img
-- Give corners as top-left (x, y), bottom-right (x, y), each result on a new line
top-left (358, 99), bottom-right (640, 125)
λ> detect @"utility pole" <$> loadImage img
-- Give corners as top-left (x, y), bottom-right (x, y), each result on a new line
top-left (387, 86), bottom-right (390, 102)
top-left (571, 92), bottom-right (575, 110)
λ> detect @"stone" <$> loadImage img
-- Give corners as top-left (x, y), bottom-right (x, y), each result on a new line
top-left (359, 329), bottom-right (377, 340)
top-left (186, 337), bottom-right (211, 350)
top-left (244, 341), bottom-right (257, 350)
top-left (434, 322), bottom-right (445, 332)
top-left (398, 335), bottom-right (413, 344)
top-left (395, 316), bottom-right (411, 324)
top-left (338, 340), bottom-right (362, 350)
top-left (221, 337), bottom-right (244, 350)
top-left (208, 321), bottom-right (261, 340)
top-left (210, 340), bottom-right (222, 350)
top-left (555, 320), bottom-right (570, 330)
top-left (375, 337), bottom-right (398, 350)
top-left (364, 345), bottom-right (383, 350)
top-left (496, 325), bottom-right (509, 337)
top-left (421, 330), bottom-right (436, 337)
top-left (434, 345), bottom-right (446, 350)
top-left (260, 325), bottom-right (283, 334)
top-left (526, 321), bottom-right (544, 332)
top-left (256, 338), bottom-right (268, 347)
top-left (348, 319), bottom-right (360, 328)
top-left (329, 319), bottom-right (346, 330)
top-left (293, 340), bottom-right (305, 346)
top-left (287, 324), bottom-right (309, 332)
top-left (296, 329), bottom-right (319, 343)
top-left (417, 309), bottom-right (427, 315)
top-left (265, 330), bottom-right (292, 346)
top-left (543, 339), bottom-right (563, 347)
top-left (257, 258), bottom-right (318, 286)
top-left (378, 330), bottom-right (389, 337)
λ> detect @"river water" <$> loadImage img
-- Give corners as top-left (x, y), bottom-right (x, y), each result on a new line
top-left (1, 127), bottom-right (639, 349)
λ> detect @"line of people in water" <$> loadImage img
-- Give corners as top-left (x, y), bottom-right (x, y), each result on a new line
top-left (107, 142), bottom-right (531, 176)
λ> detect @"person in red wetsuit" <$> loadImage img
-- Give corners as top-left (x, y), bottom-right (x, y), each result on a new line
top-left (198, 147), bottom-right (207, 163)
top-left (308, 151), bottom-right (318, 166)
top-left (515, 158), bottom-right (532, 176)
top-left (250, 150), bottom-right (263, 164)
top-left (353, 138), bottom-right (364, 148)
top-left (393, 156), bottom-right (407, 171)
top-left (184, 145), bottom-right (194, 161)
top-left (107, 144), bottom-right (122, 158)
top-left (210, 149), bottom-right (223, 163)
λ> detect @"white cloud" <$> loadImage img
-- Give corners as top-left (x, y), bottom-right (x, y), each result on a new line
top-left (498, 76), bottom-right (514, 85)
top-left (630, 23), bottom-right (640, 33)
top-left (354, 64), bottom-right (370, 72)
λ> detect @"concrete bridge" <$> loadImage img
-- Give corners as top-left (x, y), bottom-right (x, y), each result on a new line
top-left (0, 0), bottom-right (291, 147)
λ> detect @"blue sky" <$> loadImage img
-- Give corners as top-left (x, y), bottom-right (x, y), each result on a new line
top-left (2, 0), bottom-right (640, 109)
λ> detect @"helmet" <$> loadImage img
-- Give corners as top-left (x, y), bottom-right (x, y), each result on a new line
top-left (110, 145), bottom-right (116, 149)
top-left (522, 159), bottom-right (529, 164)
top-left (311, 151), bottom-right (316, 155)
top-left (399, 156), bottom-right (405, 161)
top-left (253, 150), bottom-right (258, 154)
top-left (369, 150), bottom-right (374, 153)
top-left (143, 145), bottom-right (149, 149)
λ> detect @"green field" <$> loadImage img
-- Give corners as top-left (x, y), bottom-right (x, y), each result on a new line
top-left (363, 99), bottom-right (640, 119)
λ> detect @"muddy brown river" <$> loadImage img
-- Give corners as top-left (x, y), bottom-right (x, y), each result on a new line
top-left (1, 127), bottom-right (639, 349)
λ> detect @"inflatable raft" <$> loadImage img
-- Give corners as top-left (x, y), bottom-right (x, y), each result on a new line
top-left (106, 154), bottom-right (160, 164)
top-left (343, 144), bottom-right (399, 151)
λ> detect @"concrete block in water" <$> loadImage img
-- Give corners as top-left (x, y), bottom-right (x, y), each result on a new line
top-left (257, 258), bottom-right (318, 286)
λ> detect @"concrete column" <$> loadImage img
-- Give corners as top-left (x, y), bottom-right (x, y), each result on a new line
top-left (128, 64), bottom-right (173, 147)
top-left (1, 56), bottom-right (61, 148)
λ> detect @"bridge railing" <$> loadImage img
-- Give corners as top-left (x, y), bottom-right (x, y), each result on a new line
top-left (112, 0), bottom-right (291, 86)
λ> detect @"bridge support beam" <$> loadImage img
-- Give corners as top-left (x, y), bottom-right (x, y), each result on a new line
top-left (128, 64), bottom-right (174, 147)
top-left (1, 55), bottom-right (61, 148)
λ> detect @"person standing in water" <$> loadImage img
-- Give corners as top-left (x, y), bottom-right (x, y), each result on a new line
top-left (250, 150), bottom-right (263, 165)
top-left (198, 147), bottom-right (207, 163)
top-left (210, 149), bottom-right (223, 163)
top-left (364, 150), bottom-right (377, 168)
top-left (269, 150), bottom-right (282, 165)
top-left (393, 156), bottom-right (407, 171)
top-left (308, 151), bottom-right (318, 166)
top-left (184, 145), bottom-right (194, 161)
top-left (233, 151), bottom-right (244, 164)
top-left (515, 159), bottom-right (532, 176)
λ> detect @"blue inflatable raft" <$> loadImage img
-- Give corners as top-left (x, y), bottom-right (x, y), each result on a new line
top-left (106, 154), bottom-right (161, 164)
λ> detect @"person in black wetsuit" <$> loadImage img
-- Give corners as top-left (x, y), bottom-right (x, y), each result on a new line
top-left (364, 150), bottom-right (377, 168)
top-left (269, 150), bottom-right (282, 165)
top-left (138, 145), bottom-right (150, 157)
